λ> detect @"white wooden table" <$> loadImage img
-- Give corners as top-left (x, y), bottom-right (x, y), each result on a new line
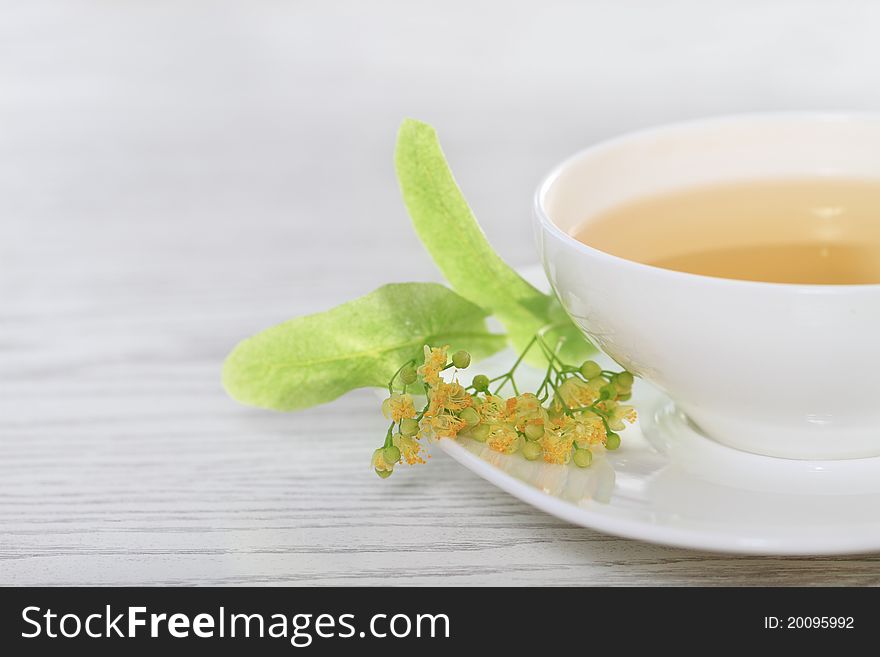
top-left (4, 1), bottom-right (880, 585)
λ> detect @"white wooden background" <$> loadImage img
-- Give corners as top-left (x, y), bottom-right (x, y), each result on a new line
top-left (5, 0), bottom-right (880, 585)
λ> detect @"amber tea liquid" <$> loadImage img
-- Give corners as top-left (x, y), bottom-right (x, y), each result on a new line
top-left (572, 178), bottom-right (880, 284)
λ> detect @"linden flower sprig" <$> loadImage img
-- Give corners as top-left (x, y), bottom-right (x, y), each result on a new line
top-left (224, 120), bottom-right (626, 482)
top-left (372, 334), bottom-right (637, 478)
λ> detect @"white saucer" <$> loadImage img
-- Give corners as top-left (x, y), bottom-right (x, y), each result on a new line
top-left (415, 267), bottom-right (880, 554)
top-left (437, 373), bottom-right (880, 555)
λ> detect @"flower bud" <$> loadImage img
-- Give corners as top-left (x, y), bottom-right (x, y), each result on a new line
top-left (524, 423), bottom-right (545, 441)
top-left (452, 350), bottom-right (471, 369)
top-left (459, 407), bottom-right (480, 427)
top-left (605, 432), bottom-right (621, 450)
top-left (469, 423), bottom-right (490, 442)
top-left (579, 360), bottom-right (602, 379)
top-left (383, 445), bottom-right (402, 464)
top-left (399, 418), bottom-right (420, 437)
top-left (400, 365), bottom-right (418, 385)
top-left (573, 448), bottom-right (593, 468)
top-left (522, 440), bottom-right (542, 461)
top-left (615, 371), bottom-right (634, 389)
top-left (472, 374), bottom-right (490, 392)
top-left (599, 383), bottom-right (617, 400)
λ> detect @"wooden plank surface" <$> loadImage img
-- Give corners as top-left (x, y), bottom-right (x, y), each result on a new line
top-left (4, 0), bottom-right (880, 585)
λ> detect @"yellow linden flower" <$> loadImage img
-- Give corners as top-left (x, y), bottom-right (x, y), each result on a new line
top-left (429, 413), bottom-right (466, 439)
top-left (382, 393), bottom-right (417, 422)
top-left (540, 420), bottom-right (575, 464)
top-left (607, 404), bottom-right (638, 431)
top-left (374, 337), bottom-right (636, 480)
top-left (567, 412), bottom-right (607, 448)
top-left (427, 381), bottom-right (472, 416)
top-left (371, 448), bottom-right (395, 473)
top-left (475, 394), bottom-right (511, 425)
top-left (507, 393), bottom-right (548, 431)
top-left (446, 382), bottom-right (472, 410)
top-left (422, 381), bottom-right (472, 440)
top-left (393, 433), bottom-right (425, 465)
top-left (506, 393), bottom-right (535, 417)
top-left (486, 423), bottom-right (522, 454)
top-left (557, 377), bottom-right (599, 409)
top-left (417, 345), bottom-right (448, 386)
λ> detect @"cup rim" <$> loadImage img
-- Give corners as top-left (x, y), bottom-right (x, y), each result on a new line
top-left (534, 111), bottom-right (880, 292)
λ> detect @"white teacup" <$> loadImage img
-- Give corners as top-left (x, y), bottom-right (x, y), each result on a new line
top-left (534, 113), bottom-right (880, 460)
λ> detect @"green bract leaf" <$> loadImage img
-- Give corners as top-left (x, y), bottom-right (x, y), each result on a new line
top-left (222, 283), bottom-right (506, 411)
top-left (394, 118), bottom-right (594, 363)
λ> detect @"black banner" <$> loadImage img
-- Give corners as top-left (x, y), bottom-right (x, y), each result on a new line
top-left (0, 587), bottom-right (874, 653)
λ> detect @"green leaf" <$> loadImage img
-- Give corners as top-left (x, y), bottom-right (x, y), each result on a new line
top-left (222, 282), bottom-right (506, 411)
top-left (394, 118), bottom-right (594, 363)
